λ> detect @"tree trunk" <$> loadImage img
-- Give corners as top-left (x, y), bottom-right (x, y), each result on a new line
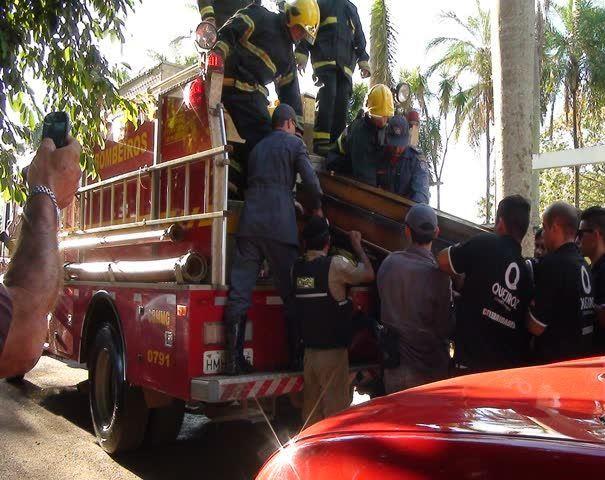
top-left (486, 121), bottom-right (491, 224)
top-left (437, 184), bottom-right (441, 210)
top-left (491, 0), bottom-right (536, 250)
top-left (532, 1), bottom-right (546, 231)
top-left (572, 91), bottom-right (580, 207)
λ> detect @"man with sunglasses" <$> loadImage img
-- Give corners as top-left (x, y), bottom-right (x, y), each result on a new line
top-left (527, 202), bottom-right (596, 363)
top-left (578, 206), bottom-right (605, 353)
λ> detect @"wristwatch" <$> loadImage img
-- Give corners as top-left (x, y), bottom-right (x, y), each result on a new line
top-left (28, 185), bottom-right (60, 226)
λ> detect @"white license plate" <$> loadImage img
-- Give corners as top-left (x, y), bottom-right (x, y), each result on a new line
top-left (203, 348), bottom-right (253, 374)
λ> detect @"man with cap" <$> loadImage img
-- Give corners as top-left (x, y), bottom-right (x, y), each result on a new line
top-left (223, 104), bottom-right (323, 375)
top-left (293, 216), bottom-right (374, 426)
top-left (378, 115), bottom-right (430, 203)
top-left (437, 195), bottom-right (534, 373)
top-left (377, 204), bottom-right (452, 393)
top-left (326, 83), bottom-right (394, 186)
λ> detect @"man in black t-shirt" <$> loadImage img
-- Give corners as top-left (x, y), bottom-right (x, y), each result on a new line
top-left (578, 206), bottom-right (605, 353)
top-left (437, 195), bottom-right (533, 373)
top-left (528, 202), bottom-right (596, 364)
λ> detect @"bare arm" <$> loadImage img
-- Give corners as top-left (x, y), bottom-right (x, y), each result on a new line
top-left (348, 231), bottom-right (375, 283)
top-left (0, 137), bottom-right (81, 378)
top-left (437, 247), bottom-right (456, 276)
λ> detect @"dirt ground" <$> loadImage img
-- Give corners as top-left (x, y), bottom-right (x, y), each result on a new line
top-left (0, 356), bottom-right (293, 480)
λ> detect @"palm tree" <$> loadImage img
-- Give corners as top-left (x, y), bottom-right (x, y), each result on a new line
top-left (427, 1), bottom-right (494, 223)
top-left (490, 0), bottom-right (536, 221)
top-left (542, 0), bottom-right (605, 207)
top-left (369, 0), bottom-right (397, 88)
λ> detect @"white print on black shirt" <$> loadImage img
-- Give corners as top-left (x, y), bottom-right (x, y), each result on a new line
top-left (491, 262), bottom-right (522, 311)
top-left (482, 308), bottom-right (516, 329)
top-left (581, 265), bottom-right (591, 294)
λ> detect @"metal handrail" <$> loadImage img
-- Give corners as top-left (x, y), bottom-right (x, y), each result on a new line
top-left (78, 145), bottom-right (230, 194)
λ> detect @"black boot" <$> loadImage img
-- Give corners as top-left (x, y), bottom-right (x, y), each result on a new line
top-left (225, 319), bottom-right (253, 376)
top-left (235, 317), bottom-right (254, 374)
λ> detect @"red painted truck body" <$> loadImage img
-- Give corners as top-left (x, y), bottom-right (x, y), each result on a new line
top-left (46, 59), bottom-right (379, 424)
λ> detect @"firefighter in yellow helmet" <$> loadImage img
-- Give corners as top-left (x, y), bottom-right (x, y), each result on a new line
top-left (212, 0), bottom-right (320, 156)
top-left (295, 0), bottom-right (371, 156)
top-left (327, 84), bottom-right (394, 186)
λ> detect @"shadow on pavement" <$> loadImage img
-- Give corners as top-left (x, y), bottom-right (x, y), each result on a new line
top-left (15, 378), bottom-right (289, 480)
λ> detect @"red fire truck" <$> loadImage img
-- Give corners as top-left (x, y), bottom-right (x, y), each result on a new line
top-left (43, 46), bottom-right (381, 454)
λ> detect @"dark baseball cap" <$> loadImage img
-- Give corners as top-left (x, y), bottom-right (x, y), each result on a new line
top-left (386, 115), bottom-right (410, 148)
top-left (405, 204), bottom-right (438, 236)
top-left (272, 103), bottom-right (302, 130)
top-left (302, 215), bottom-right (330, 241)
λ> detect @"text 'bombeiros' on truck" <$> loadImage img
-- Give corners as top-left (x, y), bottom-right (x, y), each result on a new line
top-left (30, 21), bottom-right (381, 454)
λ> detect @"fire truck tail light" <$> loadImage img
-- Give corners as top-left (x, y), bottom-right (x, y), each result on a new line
top-left (204, 322), bottom-right (225, 345)
top-left (176, 304), bottom-right (188, 317)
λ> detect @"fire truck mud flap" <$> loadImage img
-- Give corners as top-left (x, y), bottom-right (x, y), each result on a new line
top-left (190, 365), bottom-right (379, 403)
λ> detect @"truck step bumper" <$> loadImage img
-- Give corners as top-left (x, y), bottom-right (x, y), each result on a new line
top-left (191, 364), bottom-right (379, 403)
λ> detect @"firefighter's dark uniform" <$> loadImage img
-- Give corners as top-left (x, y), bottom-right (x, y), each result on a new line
top-left (224, 127), bottom-right (323, 373)
top-left (197, 0), bottom-right (253, 28)
top-left (295, 0), bottom-right (370, 155)
top-left (214, 4), bottom-right (304, 150)
top-left (326, 111), bottom-right (387, 186)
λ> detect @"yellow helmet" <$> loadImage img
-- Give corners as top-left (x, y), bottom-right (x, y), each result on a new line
top-left (365, 84), bottom-right (395, 117)
top-left (285, 0), bottom-right (320, 45)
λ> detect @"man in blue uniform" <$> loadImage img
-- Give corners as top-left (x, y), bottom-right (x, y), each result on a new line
top-left (379, 115), bottom-right (430, 203)
top-left (224, 104), bottom-right (323, 375)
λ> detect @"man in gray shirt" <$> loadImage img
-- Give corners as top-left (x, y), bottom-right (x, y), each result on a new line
top-left (377, 204), bottom-right (452, 393)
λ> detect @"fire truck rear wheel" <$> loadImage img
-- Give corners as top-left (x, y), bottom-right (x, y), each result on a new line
top-left (145, 398), bottom-right (185, 446)
top-left (89, 324), bottom-right (149, 454)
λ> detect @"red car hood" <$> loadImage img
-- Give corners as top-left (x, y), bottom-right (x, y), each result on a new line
top-left (300, 356), bottom-right (605, 444)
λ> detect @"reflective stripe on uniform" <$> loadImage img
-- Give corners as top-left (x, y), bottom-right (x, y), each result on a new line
top-left (312, 60), bottom-right (337, 70)
top-left (199, 5), bottom-right (214, 18)
top-left (295, 293), bottom-right (329, 298)
top-left (313, 131), bottom-right (331, 139)
top-left (277, 71), bottom-right (295, 87)
top-left (337, 133), bottom-right (345, 154)
top-left (215, 40), bottom-right (230, 57)
top-left (320, 16), bottom-right (337, 27)
top-left (343, 65), bottom-right (353, 77)
top-left (239, 14), bottom-right (277, 75)
top-left (223, 77), bottom-right (269, 96)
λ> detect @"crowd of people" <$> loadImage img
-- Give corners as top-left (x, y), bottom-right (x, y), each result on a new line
top-left (377, 197), bottom-right (603, 395)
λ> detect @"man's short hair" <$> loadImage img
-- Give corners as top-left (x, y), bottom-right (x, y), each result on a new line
top-left (302, 215), bottom-right (330, 250)
top-left (496, 195), bottom-right (531, 241)
top-left (580, 206), bottom-right (605, 236)
top-left (409, 229), bottom-right (434, 245)
top-left (543, 201), bottom-right (579, 236)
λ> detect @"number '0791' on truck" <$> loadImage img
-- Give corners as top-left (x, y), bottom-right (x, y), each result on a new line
top-left (43, 53), bottom-right (380, 453)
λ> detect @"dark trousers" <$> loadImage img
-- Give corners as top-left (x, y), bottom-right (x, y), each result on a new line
top-left (224, 236), bottom-right (300, 354)
top-left (222, 87), bottom-right (272, 150)
top-left (314, 69), bottom-right (352, 155)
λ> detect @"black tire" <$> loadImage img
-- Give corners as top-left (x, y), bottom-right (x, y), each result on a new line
top-left (88, 324), bottom-right (148, 454)
top-left (5, 374), bottom-right (25, 384)
top-left (145, 399), bottom-right (185, 447)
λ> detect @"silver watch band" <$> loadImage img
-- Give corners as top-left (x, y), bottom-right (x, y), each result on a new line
top-left (28, 185), bottom-right (60, 226)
